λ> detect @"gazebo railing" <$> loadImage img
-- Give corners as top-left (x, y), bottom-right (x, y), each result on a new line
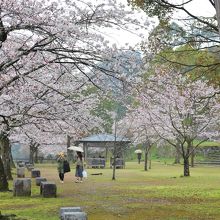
top-left (86, 158), bottom-right (106, 168)
top-left (110, 158), bottom-right (125, 169)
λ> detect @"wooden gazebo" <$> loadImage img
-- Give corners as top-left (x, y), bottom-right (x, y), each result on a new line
top-left (77, 133), bottom-right (130, 168)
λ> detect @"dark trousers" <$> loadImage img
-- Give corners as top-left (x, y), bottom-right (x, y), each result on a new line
top-left (59, 173), bottom-right (64, 181)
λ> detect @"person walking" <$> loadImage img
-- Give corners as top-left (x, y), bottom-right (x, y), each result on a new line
top-left (75, 151), bottom-right (84, 183)
top-left (57, 152), bottom-right (65, 183)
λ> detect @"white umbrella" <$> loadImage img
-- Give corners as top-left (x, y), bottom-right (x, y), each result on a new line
top-left (134, 149), bottom-right (142, 154)
top-left (68, 146), bottom-right (84, 152)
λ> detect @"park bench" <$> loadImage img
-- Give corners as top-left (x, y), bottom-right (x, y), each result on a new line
top-left (110, 158), bottom-right (125, 169)
top-left (86, 158), bottom-right (105, 168)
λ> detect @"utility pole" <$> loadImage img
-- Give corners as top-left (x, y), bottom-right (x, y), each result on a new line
top-left (215, 0), bottom-right (220, 33)
top-left (67, 135), bottom-right (72, 161)
top-left (112, 114), bottom-right (117, 180)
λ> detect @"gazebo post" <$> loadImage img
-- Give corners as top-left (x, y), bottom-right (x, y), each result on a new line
top-left (105, 147), bottom-right (108, 162)
top-left (83, 143), bottom-right (88, 162)
top-left (121, 144), bottom-right (124, 168)
top-left (123, 144), bottom-right (128, 168)
top-left (67, 135), bottom-right (71, 161)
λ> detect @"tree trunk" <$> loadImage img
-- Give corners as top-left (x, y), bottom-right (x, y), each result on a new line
top-left (174, 141), bottom-right (181, 164)
top-left (0, 156), bottom-right (8, 191)
top-left (112, 144), bottom-right (117, 180)
top-left (191, 152), bottom-right (195, 167)
top-left (112, 157), bottom-right (116, 180)
top-left (112, 119), bottom-right (117, 181)
top-left (9, 145), bottom-right (15, 168)
top-left (1, 135), bottom-right (13, 180)
top-left (30, 142), bottom-right (40, 164)
top-left (144, 151), bottom-right (148, 171)
top-left (149, 151), bottom-right (151, 169)
top-left (174, 151), bottom-right (181, 164)
top-left (190, 144), bottom-right (195, 167)
top-left (215, 0), bottom-right (220, 33)
top-left (183, 157), bottom-right (190, 176)
top-left (34, 147), bottom-right (39, 163)
top-left (29, 145), bottom-right (34, 164)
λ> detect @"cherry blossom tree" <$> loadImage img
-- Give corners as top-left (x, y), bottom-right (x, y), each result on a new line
top-left (7, 80), bottom-right (103, 154)
top-left (0, 0), bottom-right (148, 138)
top-left (0, 62), bottom-right (105, 190)
top-left (0, 0), bottom-right (148, 142)
top-left (138, 70), bottom-right (220, 176)
top-left (0, 0), bottom-right (149, 190)
top-left (0, 50), bottom-right (137, 188)
top-left (0, 0), bottom-right (148, 93)
top-left (118, 107), bottom-right (160, 171)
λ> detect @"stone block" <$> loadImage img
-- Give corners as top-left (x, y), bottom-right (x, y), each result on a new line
top-left (31, 169), bottom-right (41, 178)
top-left (17, 167), bottom-right (25, 178)
top-left (40, 181), bottom-right (57, 198)
top-left (60, 207), bottom-right (82, 217)
top-left (35, 177), bottom-right (47, 186)
top-left (13, 178), bottom-right (31, 197)
top-left (61, 212), bottom-right (87, 220)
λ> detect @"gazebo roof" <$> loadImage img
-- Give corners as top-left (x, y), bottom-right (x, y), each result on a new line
top-left (78, 133), bottom-right (130, 143)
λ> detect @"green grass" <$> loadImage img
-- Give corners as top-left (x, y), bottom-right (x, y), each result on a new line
top-left (192, 140), bottom-right (220, 148)
top-left (1, 162), bottom-right (220, 220)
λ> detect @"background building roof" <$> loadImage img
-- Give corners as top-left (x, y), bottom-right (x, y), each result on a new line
top-left (78, 133), bottom-right (130, 143)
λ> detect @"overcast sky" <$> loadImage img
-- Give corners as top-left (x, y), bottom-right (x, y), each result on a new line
top-left (110, 0), bottom-right (216, 48)
top-left (174, 0), bottom-right (215, 18)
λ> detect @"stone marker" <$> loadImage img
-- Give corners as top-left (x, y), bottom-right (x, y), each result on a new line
top-left (17, 167), bottom-right (25, 178)
top-left (35, 177), bottom-right (47, 186)
top-left (17, 161), bottom-right (25, 167)
top-left (13, 178), bottom-right (31, 197)
top-left (26, 163), bottom-right (34, 171)
top-left (60, 207), bottom-right (82, 217)
top-left (31, 169), bottom-right (41, 178)
top-left (40, 181), bottom-right (57, 198)
top-left (60, 207), bottom-right (87, 220)
top-left (61, 212), bottom-right (87, 220)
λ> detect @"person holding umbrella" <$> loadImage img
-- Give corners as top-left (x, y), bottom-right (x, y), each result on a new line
top-left (75, 151), bottom-right (84, 183)
top-left (57, 152), bottom-right (66, 183)
top-left (134, 149), bottom-right (142, 164)
top-left (68, 146), bottom-right (85, 183)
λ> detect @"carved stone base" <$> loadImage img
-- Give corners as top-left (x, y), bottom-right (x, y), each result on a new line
top-left (40, 181), bottom-right (56, 198)
top-left (35, 177), bottom-right (47, 186)
top-left (61, 212), bottom-right (87, 220)
top-left (31, 169), bottom-right (40, 178)
top-left (13, 178), bottom-right (31, 197)
top-left (60, 207), bottom-right (87, 220)
top-left (17, 167), bottom-right (25, 178)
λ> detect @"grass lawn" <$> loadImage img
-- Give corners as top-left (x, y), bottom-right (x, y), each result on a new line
top-left (1, 161), bottom-right (220, 220)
